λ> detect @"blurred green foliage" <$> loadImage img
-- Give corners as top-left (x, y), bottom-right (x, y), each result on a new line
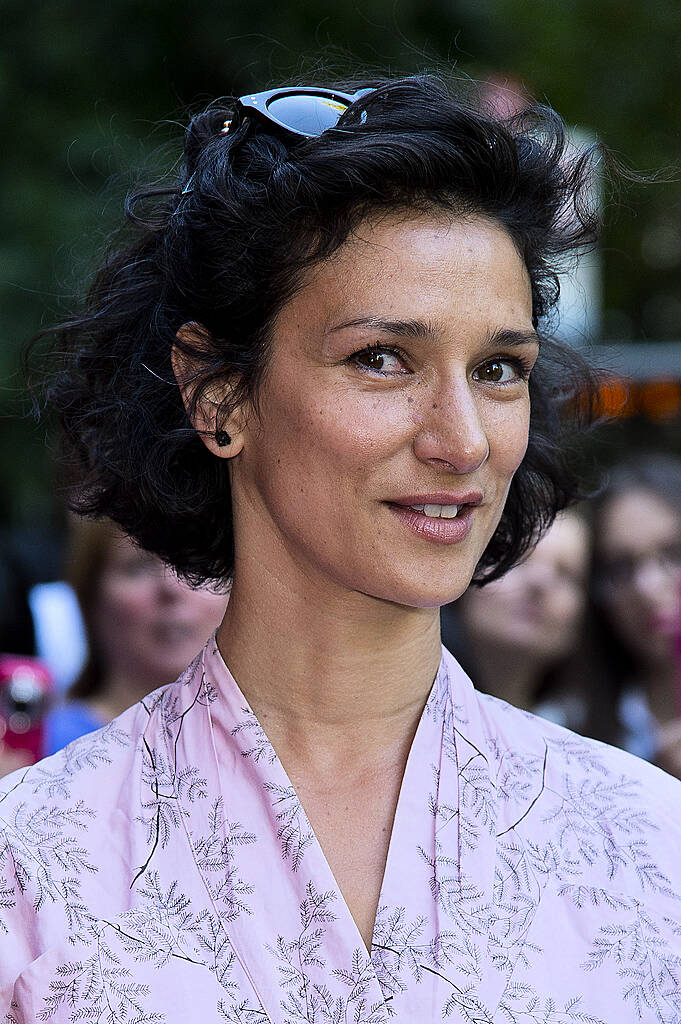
top-left (1, 0), bottom-right (680, 527)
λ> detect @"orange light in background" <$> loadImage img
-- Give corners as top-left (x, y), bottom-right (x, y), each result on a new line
top-left (637, 379), bottom-right (681, 421)
top-left (594, 377), bottom-right (633, 419)
top-left (576, 375), bottom-right (681, 423)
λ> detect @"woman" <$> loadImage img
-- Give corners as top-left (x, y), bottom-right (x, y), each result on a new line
top-left (444, 508), bottom-right (591, 722)
top-left (43, 518), bottom-right (227, 754)
top-left (587, 454), bottom-right (681, 767)
top-left (2, 77), bottom-right (680, 1022)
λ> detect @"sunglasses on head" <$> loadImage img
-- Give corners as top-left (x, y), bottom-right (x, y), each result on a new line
top-left (222, 86), bottom-right (375, 142)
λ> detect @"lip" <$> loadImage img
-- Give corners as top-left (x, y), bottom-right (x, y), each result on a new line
top-left (648, 612), bottom-right (681, 636)
top-left (151, 622), bottom-right (195, 641)
top-left (387, 502), bottom-right (477, 545)
top-left (388, 491), bottom-right (483, 508)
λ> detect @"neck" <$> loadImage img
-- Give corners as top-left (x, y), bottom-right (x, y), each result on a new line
top-left (216, 560), bottom-right (442, 769)
top-left (639, 656), bottom-right (681, 724)
top-left (470, 642), bottom-right (543, 711)
top-left (88, 668), bottom-right (168, 721)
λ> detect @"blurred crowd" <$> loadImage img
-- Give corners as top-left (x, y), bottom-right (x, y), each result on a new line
top-left (2, 451), bottom-right (681, 780)
top-left (443, 452), bottom-right (681, 775)
top-left (0, 518), bottom-right (226, 776)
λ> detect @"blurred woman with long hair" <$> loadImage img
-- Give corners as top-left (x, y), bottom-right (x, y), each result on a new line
top-left (43, 518), bottom-right (227, 753)
top-left (587, 453), bottom-right (681, 765)
top-left (443, 508), bottom-right (591, 722)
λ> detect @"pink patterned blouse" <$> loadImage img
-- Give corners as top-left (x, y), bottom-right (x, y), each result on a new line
top-left (1, 637), bottom-right (681, 1023)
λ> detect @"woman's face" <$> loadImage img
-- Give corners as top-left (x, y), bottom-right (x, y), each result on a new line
top-left (460, 512), bottom-right (590, 662)
top-left (229, 211), bottom-right (539, 608)
top-left (93, 532), bottom-right (227, 685)
top-left (596, 488), bottom-right (681, 664)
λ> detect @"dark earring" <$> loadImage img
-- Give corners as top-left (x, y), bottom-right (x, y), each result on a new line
top-left (215, 429), bottom-right (232, 447)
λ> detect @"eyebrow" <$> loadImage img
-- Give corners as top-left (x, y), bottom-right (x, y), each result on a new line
top-left (327, 316), bottom-right (434, 338)
top-left (327, 316), bottom-right (541, 349)
top-left (488, 327), bottom-right (542, 350)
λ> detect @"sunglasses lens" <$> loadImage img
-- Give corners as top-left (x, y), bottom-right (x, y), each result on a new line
top-left (265, 93), bottom-right (349, 136)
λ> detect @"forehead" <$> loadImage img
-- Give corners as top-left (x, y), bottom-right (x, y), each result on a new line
top-left (492, 514), bottom-right (589, 591)
top-left (599, 488), bottom-right (681, 555)
top-left (104, 532), bottom-right (156, 567)
top-left (277, 209), bottom-right (534, 338)
top-left (534, 513), bottom-right (590, 562)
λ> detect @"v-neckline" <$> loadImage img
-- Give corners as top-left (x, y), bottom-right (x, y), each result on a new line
top-left (205, 636), bottom-right (450, 955)
top-left (152, 640), bottom-right (513, 1020)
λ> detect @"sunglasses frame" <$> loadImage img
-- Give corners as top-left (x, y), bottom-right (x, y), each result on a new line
top-left (231, 86), bottom-right (374, 141)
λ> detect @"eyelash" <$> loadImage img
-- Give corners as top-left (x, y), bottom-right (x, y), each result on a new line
top-left (348, 344), bottom-right (408, 376)
top-left (348, 344), bottom-right (535, 383)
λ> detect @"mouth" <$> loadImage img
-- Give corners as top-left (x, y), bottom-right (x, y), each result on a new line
top-left (400, 502), bottom-right (462, 519)
top-left (389, 492), bottom-right (483, 517)
top-left (386, 493), bottom-right (483, 545)
top-left (648, 612), bottom-right (681, 636)
top-left (151, 622), bottom-right (195, 644)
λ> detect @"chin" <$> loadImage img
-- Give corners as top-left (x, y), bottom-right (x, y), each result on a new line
top-left (140, 656), bottom-right (190, 682)
top-left (359, 566), bottom-right (475, 610)
top-left (637, 639), bottom-right (675, 665)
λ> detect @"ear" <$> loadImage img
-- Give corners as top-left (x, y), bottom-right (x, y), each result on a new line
top-left (172, 322), bottom-right (246, 458)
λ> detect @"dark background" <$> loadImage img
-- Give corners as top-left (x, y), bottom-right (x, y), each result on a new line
top-left (2, 0), bottom-right (680, 538)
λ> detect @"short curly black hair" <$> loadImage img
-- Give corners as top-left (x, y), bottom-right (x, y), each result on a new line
top-left (39, 74), bottom-right (603, 586)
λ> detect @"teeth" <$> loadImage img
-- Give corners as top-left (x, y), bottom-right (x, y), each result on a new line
top-left (414, 503), bottom-right (460, 518)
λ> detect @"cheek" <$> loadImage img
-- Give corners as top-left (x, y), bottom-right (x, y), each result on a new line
top-left (96, 581), bottom-right (152, 628)
top-left (480, 401), bottom-right (530, 540)
top-left (551, 589), bottom-right (584, 632)
top-left (494, 400), bottom-right (531, 470)
top-left (566, 589), bottom-right (586, 624)
top-left (603, 595), bottom-right (643, 638)
top-left (181, 590), bottom-right (226, 625)
top-left (260, 386), bottom-right (407, 490)
top-left (461, 586), bottom-right (508, 635)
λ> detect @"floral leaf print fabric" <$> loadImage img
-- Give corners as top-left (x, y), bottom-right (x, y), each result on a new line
top-left (262, 784), bottom-right (315, 870)
top-left (1, 639), bottom-right (681, 1022)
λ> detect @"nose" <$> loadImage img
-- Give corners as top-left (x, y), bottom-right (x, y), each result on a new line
top-left (522, 561), bottom-right (554, 594)
top-left (154, 566), bottom-right (187, 602)
top-left (412, 376), bottom-right (490, 473)
top-left (631, 559), bottom-right (674, 601)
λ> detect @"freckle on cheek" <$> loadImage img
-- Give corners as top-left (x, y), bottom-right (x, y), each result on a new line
top-left (407, 397), bottom-right (413, 405)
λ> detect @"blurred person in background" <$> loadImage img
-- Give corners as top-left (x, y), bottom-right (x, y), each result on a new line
top-left (587, 453), bottom-right (681, 771)
top-left (43, 518), bottom-right (227, 754)
top-left (442, 508), bottom-right (591, 722)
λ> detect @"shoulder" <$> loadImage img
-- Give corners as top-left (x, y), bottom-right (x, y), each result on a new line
top-left (0, 681), bottom-right (181, 998)
top-left (0, 699), bottom-right (150, 918)
top-left (479, 683), bottom-right (680, 800)
top-left (0, 655), bottom-right (201, 811)
top-left (478, 687), bottom-right (681, 889)
top-left (0, 650), bottom-right (213, 1003)
top-left (2, 701), bottom-right (144, 811)
top-left (42, 700), bottom-right (106, 755)
top-left (441, 648), bottom-right (681, 897)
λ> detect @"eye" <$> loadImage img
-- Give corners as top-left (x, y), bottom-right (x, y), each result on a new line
top-left (473, 357), bottom-right (529, 384)
top-left (350, 346), bottom-right (407, 376)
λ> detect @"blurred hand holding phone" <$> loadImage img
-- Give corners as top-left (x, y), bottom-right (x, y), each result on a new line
top-left (0, 656), bottom-right (53, 779)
